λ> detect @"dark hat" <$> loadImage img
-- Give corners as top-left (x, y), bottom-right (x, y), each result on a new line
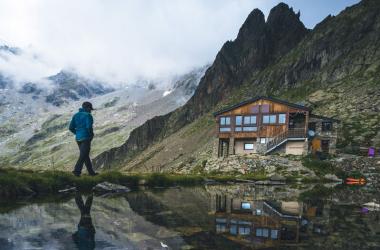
top-left (82, 101), bottom-right (95, 111)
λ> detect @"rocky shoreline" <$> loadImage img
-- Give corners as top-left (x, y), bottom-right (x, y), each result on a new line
top-left (202, 153), bottom-right (380, 184)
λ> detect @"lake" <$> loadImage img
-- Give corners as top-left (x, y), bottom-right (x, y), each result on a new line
top-left (0, 183), bottom-right (379, 249)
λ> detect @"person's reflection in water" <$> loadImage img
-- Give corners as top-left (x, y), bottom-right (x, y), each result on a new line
top-left (72, 192), bottom-right (96, 250)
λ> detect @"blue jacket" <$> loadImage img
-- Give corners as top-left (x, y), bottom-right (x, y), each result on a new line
top-left (69, 108), bottom-right (94, 141)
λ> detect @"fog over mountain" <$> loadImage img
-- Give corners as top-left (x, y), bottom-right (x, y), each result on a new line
top-left (0, 0), bottom-right (358, 87)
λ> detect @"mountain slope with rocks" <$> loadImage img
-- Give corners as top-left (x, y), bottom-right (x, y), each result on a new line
top-left (45, 70), bottom-right (114, 106)
top-left (0, 66), bottom-right (207, 169)
top-left (93, 0), bottom-right (380, 172)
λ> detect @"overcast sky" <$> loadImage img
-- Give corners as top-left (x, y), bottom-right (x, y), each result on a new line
top-left (0, 0), bottom-right (359, 86)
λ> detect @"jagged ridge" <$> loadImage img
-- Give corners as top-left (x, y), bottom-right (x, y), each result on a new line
top-left (93, 2), bottom-right (309, 169)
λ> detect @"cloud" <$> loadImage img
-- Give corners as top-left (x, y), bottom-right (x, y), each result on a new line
top-left (0, 0), bottom-right (358, 86)
top-left (0, 47), bottom-right (58, 88)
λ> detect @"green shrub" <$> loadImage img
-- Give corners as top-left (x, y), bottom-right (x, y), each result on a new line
top-left (302, 156), bottom-right (337, 177)
top-left (299, 184), bottom-right (334, 201)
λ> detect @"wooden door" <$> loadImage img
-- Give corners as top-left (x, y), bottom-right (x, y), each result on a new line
top-left (311, 138), bottom-right (321, 153)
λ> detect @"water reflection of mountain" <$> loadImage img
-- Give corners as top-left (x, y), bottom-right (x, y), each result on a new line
top-left (0, 185), bottom-right (379, 249)
top-left (124, 187), bottom-right (244, 249)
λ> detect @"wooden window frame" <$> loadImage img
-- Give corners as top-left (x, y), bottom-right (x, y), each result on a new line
top-left (238, 226), bottom-right (251, 235)
top-left (219, 127), bottom-right (231, 132)
top-left (229, 225), bottom-right (238, 235)
top-left (219, 116), bottom-right (231, 133)
top-left (270, 229), bottom-right (279, 239)
top-left (260, 104), bottom-right (270, 113)
top-left (244, 143), bottom-right (254, 150)
top-left (250, 105), bottom-right (260, 114)
top-left (243, 115), bottom-right (257, 125)
top-left (235, 115), bottom-right (243, 126)
top-left (262, 114), bottom-right (277, 124)
top-left (255, 227), bottom-right (270, 238)
top-left (242, 126), bottom-right (257, 132)
top-left (241, 202), bottom-right (252, 210)
top-left (322, 121), bottom-right (333, 132)
top-left (278, 113), bottom-right (286, 124)
top-left (261, 113), bottom-right (286, 125)
top-left (219, 116), bottom-right (231, 126)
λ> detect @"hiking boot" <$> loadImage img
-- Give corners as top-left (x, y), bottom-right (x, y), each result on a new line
top-left (89, 172), bottom-right (99, 176)
top-left (72, 171), bottom-right (81, 177)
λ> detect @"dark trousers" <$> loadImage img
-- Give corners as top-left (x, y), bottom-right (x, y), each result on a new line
top-left (73, 193), bottom-right (95, 247)
top-left (74, 139), bottom-right (96, 175)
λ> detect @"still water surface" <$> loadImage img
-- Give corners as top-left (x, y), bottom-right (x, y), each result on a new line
top-left (0, 184), bottom-right (379, 250)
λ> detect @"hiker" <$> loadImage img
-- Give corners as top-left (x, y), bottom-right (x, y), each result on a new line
top-left (69, 101), bottom-right (98, 177)
top-left (72, 192), bottom-right (96, 249)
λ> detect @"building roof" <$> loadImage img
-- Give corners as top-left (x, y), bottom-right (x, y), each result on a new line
top-left (213, 96), bottom-right (311, 116)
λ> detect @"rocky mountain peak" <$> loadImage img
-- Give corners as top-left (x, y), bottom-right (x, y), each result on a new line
top-left (235, 9), bottom-right (265, 42)
top-left (191, 2), bottom-right (309, 114)
top-left (266, 2), bottom-right (308, 57)
top-left (267, 2), bottom-right (303, 29)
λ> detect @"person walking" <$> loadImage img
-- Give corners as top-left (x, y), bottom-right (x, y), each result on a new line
top-left (69, 101), bottom-right (98, 177)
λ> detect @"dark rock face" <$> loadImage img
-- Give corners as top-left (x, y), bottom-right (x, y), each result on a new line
top-left (252, 0), bottom-right (380, 91)
top-left (45, 71), bottom-right (114, 106)
top-left (0, 74), bottom-right (12, 89)
top-left (18, 83), bottom-right (43, 95)
top-left (188, 3), bottom-right (308, 118)
top-left (0, 45), bottom-right (20, 55)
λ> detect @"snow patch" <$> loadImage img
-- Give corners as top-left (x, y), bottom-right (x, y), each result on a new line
top-left (163, 89), bottom-right (173, 97)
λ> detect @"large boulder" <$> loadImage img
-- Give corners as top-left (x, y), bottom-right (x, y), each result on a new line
top-left (324, 174), bottom-right (343, 183)
top-left (93, 182), bottom-right (130, 194)
top-left (269, 174), bottom-right (286, 182)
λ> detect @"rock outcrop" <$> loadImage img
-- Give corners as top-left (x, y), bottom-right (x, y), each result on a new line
top-left (203, 154), bottom-right (315, 178)
top-left (93, 182), bottom-right (131, 195)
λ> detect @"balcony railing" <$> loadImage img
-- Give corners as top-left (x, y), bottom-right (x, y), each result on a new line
top-left (288, 128), bottom-right (306, 138)
top-left (257, 128), bottom-right (307, 154)
top-left (218, 126), bottom-right (306, 140)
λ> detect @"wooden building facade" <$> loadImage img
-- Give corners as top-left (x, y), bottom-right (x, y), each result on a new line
top-left (213, 96), bottom-right (338, 157)
top-left (212, 194), bottom-right (302, 247)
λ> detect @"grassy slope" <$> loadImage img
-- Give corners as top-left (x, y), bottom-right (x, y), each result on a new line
top-left (121, 114), bottom-right (216, 173)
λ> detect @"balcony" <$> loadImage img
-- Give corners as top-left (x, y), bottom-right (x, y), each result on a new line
top-left (288, 128), bottom-right (306, 138)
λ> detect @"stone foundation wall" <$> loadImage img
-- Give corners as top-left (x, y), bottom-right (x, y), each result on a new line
top-left (228, 137), bottom-right (235, 156)
top-left (205, 154), bottom-right (315, 178)
top-left (286, 141), bottom-right (307, 155)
